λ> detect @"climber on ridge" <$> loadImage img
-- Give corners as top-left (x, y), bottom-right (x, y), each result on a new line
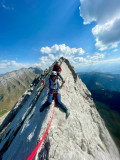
top-left (40, 71), bottom-right (70, 118)
top-left (52, 60), bottom-right (64, 82)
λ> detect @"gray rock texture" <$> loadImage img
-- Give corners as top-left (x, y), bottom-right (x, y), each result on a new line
top-left (0, 58), bottom-right (119, 160)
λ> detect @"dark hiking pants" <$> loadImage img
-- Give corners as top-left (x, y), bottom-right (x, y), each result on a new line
top-left (40, 93), bottom-right (67, 112)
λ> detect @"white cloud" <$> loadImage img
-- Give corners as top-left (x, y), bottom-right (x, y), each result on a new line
top-left (79, 0), bottom-right (120, 50)
top-left (0, 60), bottom-right (29, 69)
top-left (40, 47), bottom-right (51, 54)
top-left (74, 57), bottom-right (88, 63)
top-left (48, 54), bottom-right (56, 60)
top-left (87, 53), bottom-right (104, 60)
top-left (39, 44), bottom-right (107, 69)
top-left (0, 49), bottom-right (119, 74)
top-left (40, 44), bottom-right (85, 56)
top-left (100, 57), bottom-right (120, 64)
top-left (39, 44), bottom-right (85, 69)
top-left (36, 55), bottom-right (55, 69)
top-left (113, 49), bottom-right (118, 52)
top-left (73, 52), bottom-right (105, 66)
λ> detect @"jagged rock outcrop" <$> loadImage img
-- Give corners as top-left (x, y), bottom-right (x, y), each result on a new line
top-left (0, 58), bottom-right (120, 160)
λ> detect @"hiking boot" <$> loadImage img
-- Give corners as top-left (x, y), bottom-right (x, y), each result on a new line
top-left (66, 110), bottom-right (70, 118)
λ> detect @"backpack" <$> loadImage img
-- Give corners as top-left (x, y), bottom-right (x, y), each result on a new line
top-left (53, 65), bottom-right (60, 72)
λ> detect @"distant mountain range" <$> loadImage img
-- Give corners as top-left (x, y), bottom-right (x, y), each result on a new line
top-left (79, 72), bottom-right (120, 92)
top-left (78, 72), bottom-right (120, 113)
top-left (0, 67), bottom-right (42, 116)
top-left (78, 63), bottom-right (120, 74)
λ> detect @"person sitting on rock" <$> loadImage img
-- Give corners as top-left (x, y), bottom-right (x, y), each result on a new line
top-left (40, 71), bottom-right (70, 118)
top-left (52, 61), bottom-right (64, 82)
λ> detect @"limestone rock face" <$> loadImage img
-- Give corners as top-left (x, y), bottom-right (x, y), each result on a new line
top-left (0, 58), bottom-right (120, 160)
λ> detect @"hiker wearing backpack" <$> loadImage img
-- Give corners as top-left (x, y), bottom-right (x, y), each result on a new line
top-left (52, 61), bottom-right (64, 82)
top-left (40, 71), bottom-right (70, 118)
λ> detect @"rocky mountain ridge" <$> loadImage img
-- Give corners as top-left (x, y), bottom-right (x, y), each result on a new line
top-left (0, 58), bottom-right (119, 160)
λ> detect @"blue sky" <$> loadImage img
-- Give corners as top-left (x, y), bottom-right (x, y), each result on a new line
top-left (0, 0), bottom-right (120, 74)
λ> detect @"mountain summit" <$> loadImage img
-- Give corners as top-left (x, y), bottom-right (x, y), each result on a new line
top-left (0, 57), bottom-right (120, 160)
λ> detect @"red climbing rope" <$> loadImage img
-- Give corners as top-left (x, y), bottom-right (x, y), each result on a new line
top-left (27, 93), bottom-right (56, 160)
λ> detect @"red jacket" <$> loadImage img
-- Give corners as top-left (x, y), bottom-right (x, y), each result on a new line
top-left (52, 64), bottom-right (62, 73)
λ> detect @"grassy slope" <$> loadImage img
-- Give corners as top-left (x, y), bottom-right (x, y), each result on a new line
top-left (0, 72), bottom-right (37, 117)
